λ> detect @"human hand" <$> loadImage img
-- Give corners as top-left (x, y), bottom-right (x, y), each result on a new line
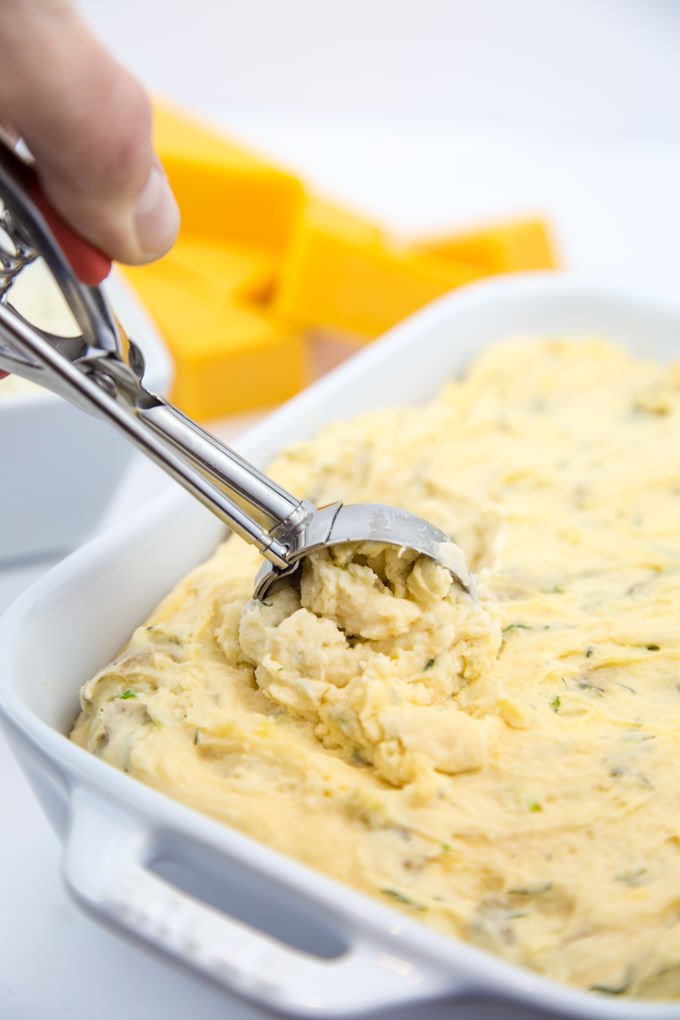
top-left (0, 0), bottom-right (179, 268)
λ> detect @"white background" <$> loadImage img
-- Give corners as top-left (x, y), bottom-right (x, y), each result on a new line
top-left (2, 1), bottom-right (680, 1017)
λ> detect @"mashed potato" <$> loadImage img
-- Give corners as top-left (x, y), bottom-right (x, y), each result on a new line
top-left (0, 257), bottom-right (78, 398)
top-left (71, 337), bottom-right (680, 999)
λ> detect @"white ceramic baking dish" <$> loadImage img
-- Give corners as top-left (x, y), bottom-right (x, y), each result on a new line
top-left (1, 274), bottom-right (679, 1020)
top-left (0, 268), bottom-right (172, 564)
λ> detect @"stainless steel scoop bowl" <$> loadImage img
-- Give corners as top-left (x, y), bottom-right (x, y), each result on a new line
top-left (251, 500), bottom-right (474, 599)
top-left (0, 140), bottom-right (474, 599)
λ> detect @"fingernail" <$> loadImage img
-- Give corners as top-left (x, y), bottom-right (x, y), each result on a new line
top-left (133, 159), bottom-right (180, 258)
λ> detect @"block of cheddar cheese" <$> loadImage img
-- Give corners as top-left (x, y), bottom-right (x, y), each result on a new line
top-left (122, 236), bottom-right (279, 317)
top-left (121, 263), bottom-right (305, 420)
top-left (157, 235), bottom-right (278, 303)
top-left (152, 100), bottom-right (305, 247)
top-left (169, 301), bottom-right (306, 421)
top-left (273, 198), bottom-right (488, 339)
top-left (415, 217), bottom-right (557, 272)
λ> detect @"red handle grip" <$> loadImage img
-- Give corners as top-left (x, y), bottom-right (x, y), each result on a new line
top-left (29, 180), bottom-right (112, 287)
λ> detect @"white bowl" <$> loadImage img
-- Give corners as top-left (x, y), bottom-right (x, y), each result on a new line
top-left (0, 268), bottom-right (172, 563)
top-left (0, 274), bottom-right (678, 1020)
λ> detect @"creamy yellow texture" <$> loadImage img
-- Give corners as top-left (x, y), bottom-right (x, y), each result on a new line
top-left (71, 338), bottom-right (680, 999)
top-left (0, 258), bottom-right (78, 398)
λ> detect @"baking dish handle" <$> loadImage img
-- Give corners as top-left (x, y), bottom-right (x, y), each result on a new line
top-left (63, 790), bottom-right (462, 1017)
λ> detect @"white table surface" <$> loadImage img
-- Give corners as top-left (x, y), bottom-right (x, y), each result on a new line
top-left (3, 103), bottom-right (680, 1017)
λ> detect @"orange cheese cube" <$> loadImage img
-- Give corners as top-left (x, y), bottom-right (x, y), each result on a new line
top-left (302, 196), bottom-right (385, 247)
top-left (273, 199), bottom-right (487, 339)
top-left (122, 236), bottom-right (279, 310)
top-left (153, 236), bottom-right (278, 303)
top-left (152, 99), bottom-right (305, 247)
top-left (168, 301), bottom-right (306, 421)
top-left (121, 264), bottom-right (305, 420)
top-left (171, 237), bottom-right (277, 302)
top-left (416, 218), bottom-right (557, 272)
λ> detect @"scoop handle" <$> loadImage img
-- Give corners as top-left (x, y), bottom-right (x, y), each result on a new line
top-left (63, 787), bottom-right (464, 1017)
top-left (0, 138), bottom-right (113, 382)
top-left (0, 171), bottom-right (82, 382)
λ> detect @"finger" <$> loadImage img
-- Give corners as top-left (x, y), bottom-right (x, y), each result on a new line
top-left (0, 0), bottom-right (179, 265)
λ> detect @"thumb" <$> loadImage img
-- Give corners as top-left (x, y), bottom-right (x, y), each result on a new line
top-left (0, 0), bottom-right (179, 265)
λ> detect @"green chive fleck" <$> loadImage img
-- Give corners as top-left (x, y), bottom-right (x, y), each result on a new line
top-left (550, 695), bottom-right (561, 712)
top-left (578, 680), bottom-right (604, 695)
top-left (424, 658), bottom-right (436, 671)
top-left (590, 967), bottom-right (633, 997)
top-left (119, 690), bottom-right (136, 700)
top-left (381, 888), bottom-right (427, 911)
top-left (508, 881), bottom-right (553, 896)
top-left (614, 681), bottom-right (636, 694)
top-left (614, 868), bottom-right (647, 886)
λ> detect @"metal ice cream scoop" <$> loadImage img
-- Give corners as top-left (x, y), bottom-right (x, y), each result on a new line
top-left (0, 140), bottom-right (474, 599)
